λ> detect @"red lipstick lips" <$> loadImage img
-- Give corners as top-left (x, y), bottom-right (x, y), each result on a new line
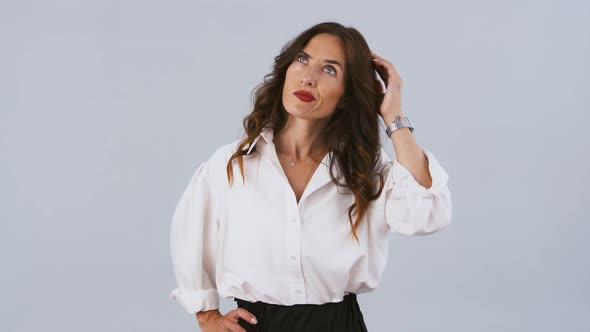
top-left (293, 90), bottom-right (316, 102)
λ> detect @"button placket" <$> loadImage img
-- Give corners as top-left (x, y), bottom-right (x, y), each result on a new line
top-left (289, 216), bottom-right (300, 264)
top-left (286, 212), bottom-right (305, 301)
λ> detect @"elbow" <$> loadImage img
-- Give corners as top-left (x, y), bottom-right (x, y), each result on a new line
top-left (386, 192), bottom-right (452, 236)
top-left (391, 212), bottom-right (451, 236)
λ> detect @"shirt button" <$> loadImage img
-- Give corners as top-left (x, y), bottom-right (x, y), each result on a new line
top-left (296, 289), bottom-right (302, 294)
top-left (291, 218), bottom-right (296, 223)
top-left (290, 256), bottom-right (296, 261)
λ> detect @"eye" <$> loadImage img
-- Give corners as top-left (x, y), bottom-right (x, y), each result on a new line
top-left (324, 66), bottom-right (337, 76)
top-left (295, 53), bottom-right (337, 76)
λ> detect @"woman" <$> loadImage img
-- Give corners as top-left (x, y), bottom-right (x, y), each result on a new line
top-left (169, 21), bottom-right (452, 332)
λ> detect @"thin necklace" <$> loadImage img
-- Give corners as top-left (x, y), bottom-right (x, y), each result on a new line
top-left (276, 149), bottom-right (311, 167)
top-left (277, 150), bottom-right (318, 192)
top-left (302, 161), bottom-right (316, 191)
top-left (276, 145), bottom-right (323, 194)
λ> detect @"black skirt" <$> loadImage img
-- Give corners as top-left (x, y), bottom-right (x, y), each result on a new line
top-left (233, 293), bottom-right (369, 332)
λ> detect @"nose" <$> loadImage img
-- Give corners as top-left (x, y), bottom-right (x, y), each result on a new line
top-left (299, 68), bottom-right (317, 88)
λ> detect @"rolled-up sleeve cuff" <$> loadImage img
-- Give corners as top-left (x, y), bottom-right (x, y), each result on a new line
top-left (388, 147), bottom-right (449, 197)
top-left (385, 147), bottom-right (452, 235)
top-left (169, 288), bottom-right (220, 314)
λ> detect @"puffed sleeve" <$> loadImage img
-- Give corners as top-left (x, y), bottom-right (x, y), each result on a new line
top-left (381, 147), bottom-right (452, 235)
top-left (169, 160), bottom-right (221, 314)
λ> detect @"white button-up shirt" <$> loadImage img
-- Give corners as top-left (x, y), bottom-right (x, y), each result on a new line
top-left (169, 126), bottom-right (452, 314)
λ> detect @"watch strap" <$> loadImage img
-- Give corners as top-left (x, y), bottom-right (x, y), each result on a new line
top-left (385, 116), bottom-right (414, 137)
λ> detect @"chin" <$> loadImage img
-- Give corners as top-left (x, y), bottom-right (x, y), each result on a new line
top-left (283, 106), bottom-right (304, 118)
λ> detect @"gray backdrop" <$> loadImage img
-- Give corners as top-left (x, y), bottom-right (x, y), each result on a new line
top-left (1, 0), bottom-right (588, 331)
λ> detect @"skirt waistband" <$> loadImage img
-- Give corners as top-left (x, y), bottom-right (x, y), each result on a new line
top-left (233, 293), bottom-right (368, 332)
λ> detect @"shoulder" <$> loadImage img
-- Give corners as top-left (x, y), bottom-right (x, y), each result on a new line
top-left (206, 139), bottom-right (241, 166)
top-left (202, 138), bottom-right (243, 183)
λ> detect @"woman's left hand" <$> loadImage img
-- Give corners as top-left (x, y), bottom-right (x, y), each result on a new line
top-left (371, 51), bottom-right (403, 120)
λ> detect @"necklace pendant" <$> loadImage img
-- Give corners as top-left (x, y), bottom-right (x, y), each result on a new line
top-left (289, 161), bottom-right (296, 167)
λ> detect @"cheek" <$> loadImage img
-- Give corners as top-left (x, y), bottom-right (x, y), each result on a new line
top-left (286, 62), bottom-right (299, 74)
top-left (284, 68), bottom-right (295, 89)
top-left (285, 66), bottom-right (293, 78)
top-left (285, 66), bottom-right (299, 85)
top-left (323, 81), bottom-right (345, 102)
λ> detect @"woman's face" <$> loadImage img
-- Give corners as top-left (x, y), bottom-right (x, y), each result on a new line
top-left (282, 33), bottom-right (346, 121)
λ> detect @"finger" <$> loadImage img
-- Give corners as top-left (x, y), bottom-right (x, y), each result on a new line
top-left (373, 61), bottom-right (388, 77)
top-left (371, 51), bottom-right (389, 65)
top-left (373, 62), bottom-right (389, 88)
top-left (372, 57), bottom-right (391, 78)
top-left (375, 60), bottom-right (402, 88)
top-left (370, 50), bottom-right (382, 60)
top-left (230, 308), bottom-right (258, 325)
top-left (387, 60), bottom-right (401, 78)
top-left (371, 52), bottom-right (389, 71)
top-left (371, 51), bottom-right (400, 76)
top-left (374, 58), bottom-right (395, 77)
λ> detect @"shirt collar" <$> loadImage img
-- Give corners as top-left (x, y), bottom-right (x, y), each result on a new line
top-left (246, 126), bottom-right (274, 154)
top-left (245, 125), bottom-right (339, 201)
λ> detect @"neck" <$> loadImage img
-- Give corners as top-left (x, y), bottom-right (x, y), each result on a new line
top-left (275, 115), bottom-right (329, 160)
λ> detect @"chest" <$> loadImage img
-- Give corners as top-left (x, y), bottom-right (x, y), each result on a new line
top-left (277, 157), bottom-right (323, 204)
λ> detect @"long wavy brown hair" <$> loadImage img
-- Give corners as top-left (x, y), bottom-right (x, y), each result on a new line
top-left (226, 21), bottom-right (387, 244)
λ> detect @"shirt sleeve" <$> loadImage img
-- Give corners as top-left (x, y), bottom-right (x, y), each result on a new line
top-left (169, 160), bottom-right (221, 314)
top-left (382, 147), bottom-right (453, 236)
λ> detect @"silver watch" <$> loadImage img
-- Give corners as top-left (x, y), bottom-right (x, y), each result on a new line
top-left (385, 116), bottom-right (414, 137)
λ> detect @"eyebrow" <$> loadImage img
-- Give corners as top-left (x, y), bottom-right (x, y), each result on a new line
top-left (299, 51), bottom-right (344, 71)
